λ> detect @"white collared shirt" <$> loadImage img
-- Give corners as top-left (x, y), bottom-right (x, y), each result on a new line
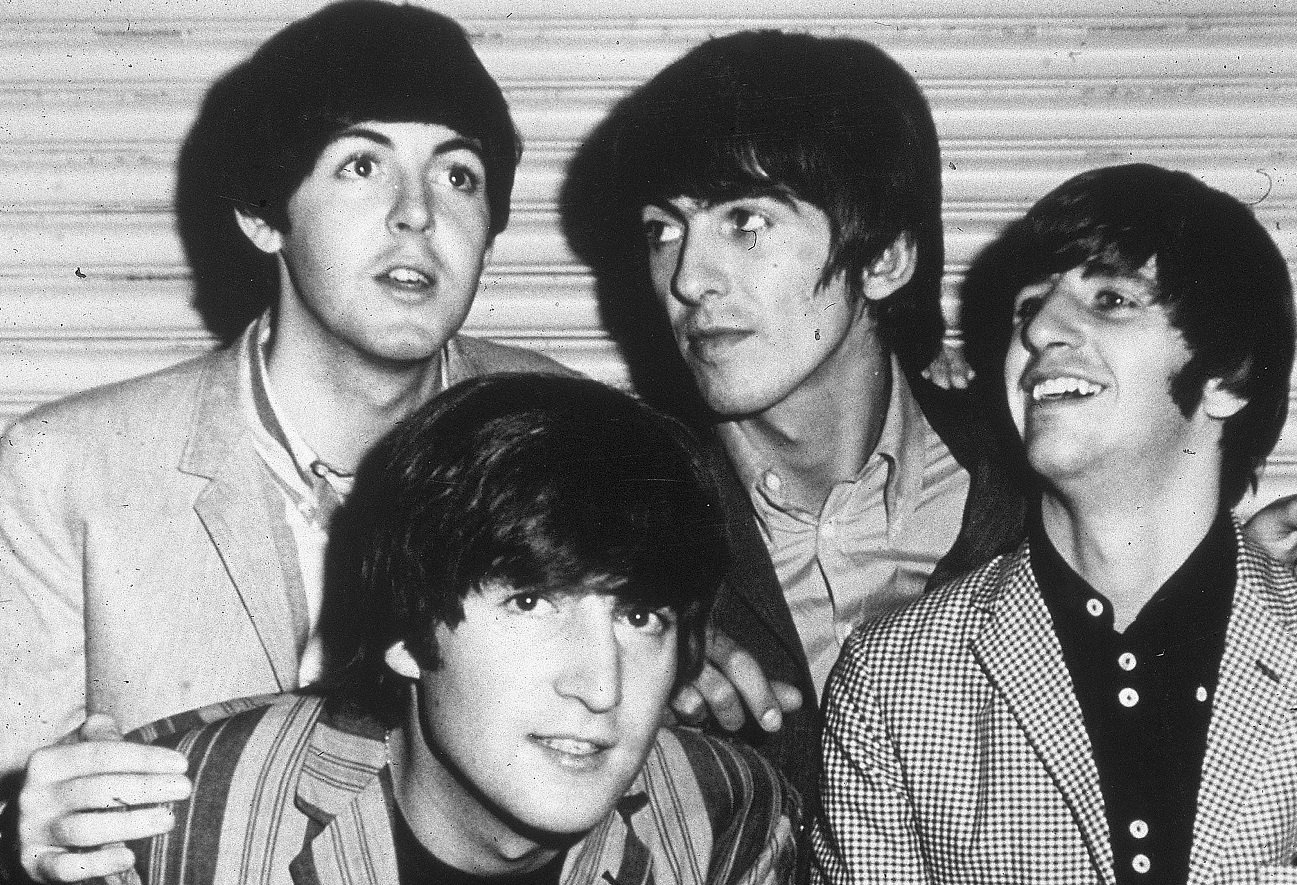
top-left (242, 314), bottom-right (448, 684)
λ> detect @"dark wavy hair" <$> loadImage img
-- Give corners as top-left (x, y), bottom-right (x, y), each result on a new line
top-left (606, 29), bottom-right (945, 372)
top-left (178, 1), bottom-right (519, 340)
top-left (963, 163), bottom-right (1294, 507)
top-left (333, 374), bottom-right (730, 702)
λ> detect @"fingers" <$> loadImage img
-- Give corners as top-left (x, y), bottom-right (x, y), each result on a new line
top-left (48, 804), bottom-right (177, 849)
top-left (18, 739), bottom-right (191, 884)
top-left (770, 680), bottom-right (804, 714)
top-left (921, 342), bottom-right (975, 391)
top-left (670, 683), bottom-right (708, 724)
top-left (25, 842), bottom-right (136, 884)
top-left (695, 660), bottom-right (760, 732)
top-left (669, 630), bottom-right (805, 733)
top-left (1243, 494), bottom-right (1297, 569)
top-left (28, 742), bottom-right (188, 783)
top-left (47, 772), bottom-right (191, 816)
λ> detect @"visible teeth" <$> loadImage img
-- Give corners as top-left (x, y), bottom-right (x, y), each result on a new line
top-left (1032, 376), bottom-right (1103, 401)
top-left (537, 737), bottom-right (599, 756)
top-left (386, 267), bottom-right (429, 285)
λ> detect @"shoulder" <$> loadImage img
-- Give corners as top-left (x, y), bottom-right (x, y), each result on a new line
top-left (3, 345), bottom-right (232, 453)
top-left (649, 728), bottom-right (800, 882)
top-left (127, 693), bottom-right (321, 763)
top-left (450, 334), bottom-right (580, 378)
top-left (124, 694), bottom-right (371, 885)
top-left (836, 548), bottom-right (1021, 690)
top-left (657, 727), bottom-right (799, 821)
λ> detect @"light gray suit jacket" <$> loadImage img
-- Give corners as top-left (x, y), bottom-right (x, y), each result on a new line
top-left (814, 527), bottom-right (1297, 885)
top-left (0, 325), bottom-right (570, 781)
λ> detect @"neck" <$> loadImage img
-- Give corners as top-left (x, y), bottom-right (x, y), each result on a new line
top-left (719, 318), bottom-right (892, 514)
top-left (1039, 480), bottom-right (1222, 631)
top-left (387, 713), bottom-right (558, 877)
top-left (264, 321), bottom-right (443, 473)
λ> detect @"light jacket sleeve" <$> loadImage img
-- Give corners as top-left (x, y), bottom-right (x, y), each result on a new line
top-left (0, 416), bottom-right (88, 785)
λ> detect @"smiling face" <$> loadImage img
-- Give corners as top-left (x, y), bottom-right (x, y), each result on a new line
top-left (640, 193), bottom-right (887, 422)
top-left (393, 581), bottom-right (677, 844)
top-left (239, 120), bottom-right (491, 367)
top-left (1004, 258), bottom-right (1239, 497)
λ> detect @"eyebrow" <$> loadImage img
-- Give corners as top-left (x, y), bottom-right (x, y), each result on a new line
top-left (326, 126), bottom-right (485, 161)
top-left (645, 186), bottom-right (803, 218)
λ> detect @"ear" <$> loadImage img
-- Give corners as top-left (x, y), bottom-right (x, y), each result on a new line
top-left (860, 232), bottom-right (918, 302)
top-left (384, 641), bottom-right (423, 680)
top-left (234, 206), bottom-right (285, 255)
top-left (1201, 377), bottom-right (1248, 420)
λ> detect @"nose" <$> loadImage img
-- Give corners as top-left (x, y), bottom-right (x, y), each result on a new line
top-left (671, 231), bottom-right (724, 306)
top-left (387, 173), bottom-right (432, 234)
top-left (554, 601), bottom-right (622, 714)
top-left (1020, 281), bottom-right (1083, 353)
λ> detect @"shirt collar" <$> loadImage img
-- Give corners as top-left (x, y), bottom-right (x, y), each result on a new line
top-left (724, 353), bottom-right (924, 519)
top-left (247, 312), bottom-right (338, 485)
top-left (244, 312), bottom-right (453, 485)
top-left (1029, 501), bottom-right (1237, 639)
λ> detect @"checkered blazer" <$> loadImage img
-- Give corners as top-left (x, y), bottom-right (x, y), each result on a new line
top-left (812, 524), bottom-right (1297, 885)
top-left (108, 691), bottom-right (800, 885)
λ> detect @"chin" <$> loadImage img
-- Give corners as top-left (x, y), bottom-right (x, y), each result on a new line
top-left (508, 796), bottom-right (620, 838)
top-left (1026, 446), bottom-right (1097, 487)
top-left (695, 381), bottom-right (784, 419)
top-left (364, 337), bottom-right (447, 366)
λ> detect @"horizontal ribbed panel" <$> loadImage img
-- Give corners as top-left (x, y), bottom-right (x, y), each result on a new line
top-left (2, 1), bottom-right (1294, 507)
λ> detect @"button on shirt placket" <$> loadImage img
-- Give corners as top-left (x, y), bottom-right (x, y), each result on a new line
top-left (1032, 511), bottom-right (1236, 885)
top-left (730, 359), bottom-right (972, 698)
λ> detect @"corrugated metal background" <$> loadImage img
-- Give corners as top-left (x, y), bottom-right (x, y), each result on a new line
top-left (1, 1), bottom-right (1293, 506)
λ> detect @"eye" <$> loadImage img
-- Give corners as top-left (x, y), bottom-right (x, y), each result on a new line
top-left (731, 208), bottom-right (769, 235)
top-left (617, 603), bottom-right (674, 636)
top-left (736, 208), bottom-right (762, 232)
top-left (643, 219), bottom-right (683, 248)
top-left (338, 153), bottom-right (379, 179)
top-left (1014, 294), bottom-right (1043, 325)
top-left (505, 591), bottom-right (554, 615)
top-left (1094, 288), bottom-right (1131, 310)
top-left (446, 164), bottom-right (480, 192)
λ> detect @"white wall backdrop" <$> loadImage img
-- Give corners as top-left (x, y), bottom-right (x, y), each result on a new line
top-left (1, 0), bottom-right (1294, 506)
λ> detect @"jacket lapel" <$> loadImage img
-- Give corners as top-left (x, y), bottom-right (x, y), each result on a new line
top-left (289, 707), bottom-right (395, 885)
top-left (180, 331), bottom-right (303, 690)
top-left (1188, 538), bottom-right (1297, 885)
top-left (292, 780), bottom-right (397, 885)
top-left (705, 435), bottom-right (812, 679)
top-left (971, 550), bottom-right (1115, 885)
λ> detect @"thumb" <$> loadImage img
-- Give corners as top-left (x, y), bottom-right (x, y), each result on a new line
top-left (78, 713), bottom-right (125, 743)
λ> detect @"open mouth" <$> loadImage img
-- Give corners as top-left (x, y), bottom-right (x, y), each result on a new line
top-left (379, 266), bottom-right (433, 290)
top-left (535, 737), bottom-right (602, 756)
top-left (1030, 376), bottom-right (1104, 402)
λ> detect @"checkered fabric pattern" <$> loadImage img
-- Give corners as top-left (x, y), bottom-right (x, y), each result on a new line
top-left (812, 523), bottom-right (1297, 885)
top-left (110, 692), bottom-right (800, 885)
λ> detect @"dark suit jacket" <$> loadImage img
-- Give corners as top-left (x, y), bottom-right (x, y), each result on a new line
top-left (705, 368), bottom-right (1028, 822)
